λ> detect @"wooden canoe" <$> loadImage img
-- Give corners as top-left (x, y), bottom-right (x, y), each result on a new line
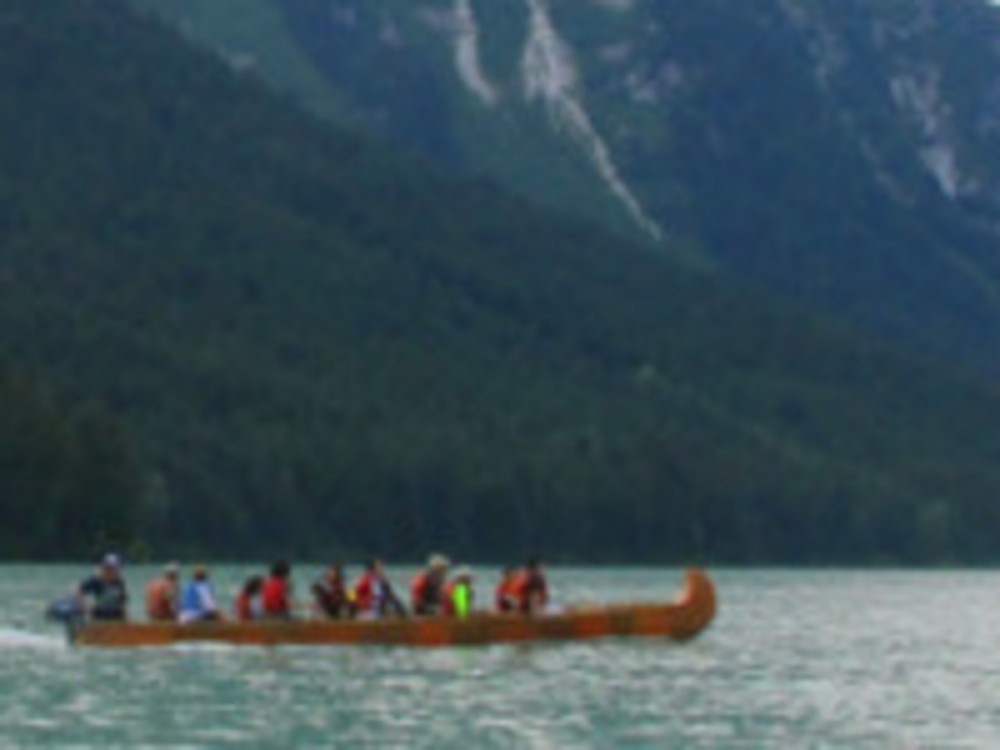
top-left (70, 568), bottom-right (715, 648)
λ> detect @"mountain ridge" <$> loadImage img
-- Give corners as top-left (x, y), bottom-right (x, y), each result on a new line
top-left (131, 0), bottom-right (1000, 373)
top-left (3, 0), bottom-right (1000, 561)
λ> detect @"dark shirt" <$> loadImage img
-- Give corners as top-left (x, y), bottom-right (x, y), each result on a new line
top-left (80, 576), bottom-right (128, 620)
top-left (411, 572), bottom-right (446, 616)
top-left (312, 578), bottom-right (348, 618)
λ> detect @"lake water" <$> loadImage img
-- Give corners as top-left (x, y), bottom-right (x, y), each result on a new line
top-left (0, 566), bottom-right (997, 747)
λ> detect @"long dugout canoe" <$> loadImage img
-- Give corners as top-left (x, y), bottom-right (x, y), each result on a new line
top-left (71, 568), bottom-right (716, 648)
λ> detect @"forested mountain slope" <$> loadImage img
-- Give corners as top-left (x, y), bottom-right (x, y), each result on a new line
top-left (2, 1), bottom-right (1000, 561)
top-left (132, 0), bottom-right (1000, 373)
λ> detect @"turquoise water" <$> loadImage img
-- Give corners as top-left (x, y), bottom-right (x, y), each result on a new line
top-left (2, 566), bottom-right (998, 747)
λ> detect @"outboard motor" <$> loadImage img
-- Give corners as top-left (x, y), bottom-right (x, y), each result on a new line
top-left (45, 596), bottom-right (85, 644)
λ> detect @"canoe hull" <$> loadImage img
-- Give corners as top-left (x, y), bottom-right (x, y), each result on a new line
top-left (72, 569), bottom-right (715, 648)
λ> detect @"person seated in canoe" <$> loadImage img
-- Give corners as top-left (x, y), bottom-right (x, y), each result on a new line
top-left (311, 563), bottom-right (353, 619)
top-left (494, 565), bottom-right (518, 613)
top-left (512, 556), bottom-right (549, 615)
top-left (261, 559), bottom-right (294, 619)
top-left (179, 565), bottom-right (223, 623)
top-left (234, 575), bottom-right (264, 621)
top-left (443, 566), bottom-right (475, 619)
top-left (410, 553), bottom-right (449, 616)
top-left (145, 562), bottom-right (180, 622)
top-left (77, 553), bottom-right (129, 621)
top-left (354, 559), bottom-right (405, 619)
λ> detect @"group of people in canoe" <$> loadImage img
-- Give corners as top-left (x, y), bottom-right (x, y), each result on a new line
top-left (69, 552), bottom-right (549, 624)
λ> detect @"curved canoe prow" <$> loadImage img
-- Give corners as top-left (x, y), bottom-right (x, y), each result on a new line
top-left (70, 569), bottom-right (717, 648)
top-left (670, 568), bottom-right (717, 641)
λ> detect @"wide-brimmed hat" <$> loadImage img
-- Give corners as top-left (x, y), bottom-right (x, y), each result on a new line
top-left (428, 553), bottom-right (450, 569)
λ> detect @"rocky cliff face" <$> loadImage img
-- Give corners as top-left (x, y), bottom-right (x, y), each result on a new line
top-left (269, 0), bottom-right (1000, 226)
top-left (131, 0), bottom-right (1000, 369)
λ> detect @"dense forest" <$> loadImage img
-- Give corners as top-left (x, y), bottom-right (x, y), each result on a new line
top-left (0, 365), bottom-right (138, 559)
top-left (2, 1), bottom-right (1000, 563)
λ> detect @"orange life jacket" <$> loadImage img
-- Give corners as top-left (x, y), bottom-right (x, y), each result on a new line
top-left (512, 569), bottom-right (548, 613)
top-left (495, 577), bottom-right (518, 612)
top-left (145, 578), bottom-right (176, 621)
top-left (410, 571), bottom-right (444, 615)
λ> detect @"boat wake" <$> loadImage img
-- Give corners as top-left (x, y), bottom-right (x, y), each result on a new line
top-left (0, 627), bottom-right (65, 651)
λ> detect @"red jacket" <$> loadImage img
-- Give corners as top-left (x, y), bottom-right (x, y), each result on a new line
top-left (261, 576), bottom-right (291, 617)
top-left (354, 571), bottom-right (377, 613)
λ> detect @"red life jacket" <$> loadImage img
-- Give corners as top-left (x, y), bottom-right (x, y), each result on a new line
top-left (512, 570), bottom-right (548, 613)
top-left (410, 573), bottom-right (428, 613)
top-left (261, 576), bottom-right (290, 616)
top-left (354, 572), bottom-right (376, 612)
top-left (234, 590), bottom-right (255, 621)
